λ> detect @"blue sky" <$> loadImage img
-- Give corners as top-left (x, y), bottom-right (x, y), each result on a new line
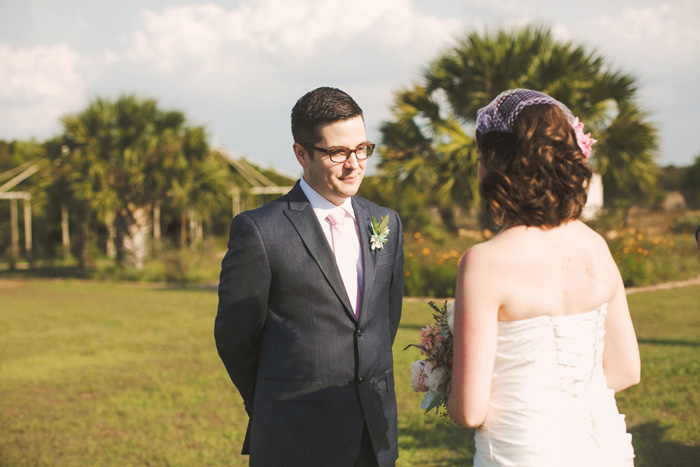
top-left (1, 0), bottom-right (699, 176)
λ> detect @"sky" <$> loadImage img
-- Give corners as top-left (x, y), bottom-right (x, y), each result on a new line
top-left (1, 0), bottom-right (699, 177)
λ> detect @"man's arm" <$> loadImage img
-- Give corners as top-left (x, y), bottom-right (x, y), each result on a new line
top-left (388, 212), bottom-right (404, 343)
top-left (215, 212), bottom-right (271, 410)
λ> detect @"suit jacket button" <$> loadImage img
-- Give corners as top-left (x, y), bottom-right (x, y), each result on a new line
top-left (357, 328), bottom-right (363, 337)
top-left (358, 376), bottom-right (365, 384)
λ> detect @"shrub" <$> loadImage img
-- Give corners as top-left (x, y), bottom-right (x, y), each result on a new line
top-left (403, 231), bottom-right (473, 297)
top-left (403, 227), bottom-right (700, 296)
top-left (670, 216), bottom-right (700, 234)
top-left (608, 228), bottom-right (700, 287)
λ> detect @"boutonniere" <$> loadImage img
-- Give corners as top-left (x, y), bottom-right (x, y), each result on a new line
top-left (369, 215), bottom-right (390, 251)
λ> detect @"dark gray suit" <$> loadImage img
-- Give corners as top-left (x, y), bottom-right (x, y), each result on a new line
top-left (215, 181), bottom-right (404, 466)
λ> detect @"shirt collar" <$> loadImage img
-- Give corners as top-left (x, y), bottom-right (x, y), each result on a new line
top-left (300, 177), bottom-right (356, 220)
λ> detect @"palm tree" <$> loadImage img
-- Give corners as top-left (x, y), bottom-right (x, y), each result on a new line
top-left (61, 96), bottom-right (156, 268)
top-left (31, 138), bottom-right (82, 263)
top-left (168, 126), bottom-right (229, 249)
top-left (594, 102), bottom-right (659, 219)
top-left (59, 95), bottom-right (229, 269)
top-left (142, 108), bottom-right (187, 252)
top-left (380, 25), bottom-right (658, 229)
top-left (379, 86), bottom-right (479, 231)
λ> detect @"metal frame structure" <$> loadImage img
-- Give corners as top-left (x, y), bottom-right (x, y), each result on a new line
top-left (217, 149), bottom-right (295, 216)
top-left (0, 159), bottom-right (45, 262)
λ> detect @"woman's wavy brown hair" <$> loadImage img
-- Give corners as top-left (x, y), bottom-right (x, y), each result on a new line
top-left (477, 104), bottom-right (592, 228)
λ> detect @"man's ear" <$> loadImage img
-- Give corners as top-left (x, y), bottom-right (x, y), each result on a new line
top-left (293, 143), bottom-right (309, 168)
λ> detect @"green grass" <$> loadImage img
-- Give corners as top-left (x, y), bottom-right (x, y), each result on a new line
top-left (1, 280), bottom-right (699, 466)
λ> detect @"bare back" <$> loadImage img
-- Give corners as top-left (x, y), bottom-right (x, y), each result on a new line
top-left (475, 220), bottom-right (619, 322)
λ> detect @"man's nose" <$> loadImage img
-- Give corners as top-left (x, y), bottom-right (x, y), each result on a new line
top-left (344, 152), bottom-right (361, 169)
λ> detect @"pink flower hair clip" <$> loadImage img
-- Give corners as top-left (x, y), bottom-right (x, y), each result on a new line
top-left (572, 117), bottom-right (597, 159)
top-left (476, 90), bottom-right (599, 160)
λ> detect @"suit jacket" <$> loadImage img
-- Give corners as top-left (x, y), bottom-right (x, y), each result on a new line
top-left (215, 181), bottom-right (404, 466)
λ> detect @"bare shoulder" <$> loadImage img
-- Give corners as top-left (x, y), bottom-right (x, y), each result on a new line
top-left (570, 221), bottom-right (623, 300)
top-left (458, 237), bottom-right (510, 280)
top-left (572, 221), bottom-right (616, 262)
top-left (573, 220), bottom-right (608, 243)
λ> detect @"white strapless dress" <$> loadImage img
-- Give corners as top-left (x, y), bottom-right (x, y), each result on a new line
top-left (473, 305), bottom-right (635, 466)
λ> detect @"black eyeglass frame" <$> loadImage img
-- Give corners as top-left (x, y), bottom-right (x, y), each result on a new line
top-left (305, 142), bottom-right (376, 163)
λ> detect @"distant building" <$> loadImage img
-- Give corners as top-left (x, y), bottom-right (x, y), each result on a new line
top-left (582, 173), bottom-right (603, 220)
top-left (661, 191), bottom-right (686, 211)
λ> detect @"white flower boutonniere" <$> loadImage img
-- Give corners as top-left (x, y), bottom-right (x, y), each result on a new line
top-left (369, 215), bottom-right (390, 251)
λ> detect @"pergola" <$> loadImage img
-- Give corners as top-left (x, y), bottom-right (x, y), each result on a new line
top-left (217, 149), bottom-right (295, 216)
top-left (1, 151), bottom-right (296, 264)
top-left (0, 159), bottom-right (45, 262)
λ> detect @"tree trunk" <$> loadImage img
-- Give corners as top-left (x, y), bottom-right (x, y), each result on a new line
top-left (120, 202), bottom-right (151, 270)
top-left (61, 202), bottom-right (71, 261)
top-left (76, 209), bottom-right (93, 269)
top-left (438, 205), bottom-right (458, 233)
top-left (180, 208), bottom-right (187, 249)
top-left (106, 213), bottom-right (117, 259)
top-left (188, 208), bottom-right (198, 249)
top-left (153, 202), bottom-right (161, 253)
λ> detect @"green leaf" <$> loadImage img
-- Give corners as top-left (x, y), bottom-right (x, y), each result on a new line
top-left (378, 215), bottom-right (390, 232)
top-left (421, 391), bottom-right (442, 414)
top-left (371, 216), bottom-right (379, 232)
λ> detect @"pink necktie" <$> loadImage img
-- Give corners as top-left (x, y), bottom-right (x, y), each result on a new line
top-left (327, 208), bottom-right (361, 317)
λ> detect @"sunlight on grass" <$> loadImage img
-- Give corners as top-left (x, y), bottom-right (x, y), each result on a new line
top-left (1, 280), bottom-right (698, 466)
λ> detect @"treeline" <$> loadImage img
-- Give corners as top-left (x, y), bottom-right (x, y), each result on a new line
top-left (0, 96), bottom-right (294, 270)
top-left (3, 25), bottom-right (700, 275)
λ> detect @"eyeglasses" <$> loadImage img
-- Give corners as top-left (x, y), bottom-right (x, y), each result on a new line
top-left (307, 143), bottom-right (376, 163)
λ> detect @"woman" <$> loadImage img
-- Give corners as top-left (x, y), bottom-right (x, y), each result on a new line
top-left (447, 89), bottom-right (640, 466)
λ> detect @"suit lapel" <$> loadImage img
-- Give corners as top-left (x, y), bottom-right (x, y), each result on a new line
top-left (353, 198), bottom-right (375, 322)
top-left (284, 183), bottom-right (355, 318)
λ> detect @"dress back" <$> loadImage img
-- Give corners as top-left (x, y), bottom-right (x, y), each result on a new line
top-left (474, 305), bottom-right (635, 467)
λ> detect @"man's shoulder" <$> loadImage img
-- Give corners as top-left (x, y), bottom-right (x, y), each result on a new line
top-left (239, 195), bottom-right (289, 219)
top-left (353, 196), bottom-right (398, 217)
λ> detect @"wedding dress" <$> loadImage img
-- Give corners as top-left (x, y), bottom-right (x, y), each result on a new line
top-left (473, 304), bottom-right (635, 466)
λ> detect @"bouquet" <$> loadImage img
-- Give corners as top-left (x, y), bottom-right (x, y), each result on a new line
top-left (405, 301), bottom-right (454, 417)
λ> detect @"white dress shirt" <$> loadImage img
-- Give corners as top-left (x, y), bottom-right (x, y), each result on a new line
top-left (299, 178), bottom-right (364, 310)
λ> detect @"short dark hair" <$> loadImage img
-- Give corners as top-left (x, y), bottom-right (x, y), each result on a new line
top-left (477, 104), bottom-right (592, 228)
top-left (291, 87), bottom-right (363, 148)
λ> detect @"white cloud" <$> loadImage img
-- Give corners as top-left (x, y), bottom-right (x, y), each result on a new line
top-left (109, 0), bottom-right (463, 93)
top-left (577, 1), bottom-right (700, 73)
top-left (0, 43), bottom-right (87, 138)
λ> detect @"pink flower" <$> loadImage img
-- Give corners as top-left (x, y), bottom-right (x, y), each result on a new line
top-left (409, 360), bottom-right (430, 392)
top-left (419, 324), bottom-right (446, 357)
top-left (420, 324), bottom-right (435, 338)
top-left (425, 365), bottom-right (448, 394)
top-left (572, 117), bottom-right (597, 160)
top-left (419, 324), bottom-right (436, 356)
top-left (433, 331), bottom-right (444, 347)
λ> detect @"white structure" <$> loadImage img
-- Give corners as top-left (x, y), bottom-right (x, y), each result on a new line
top-left (582, 173), bottom-right (603, 220)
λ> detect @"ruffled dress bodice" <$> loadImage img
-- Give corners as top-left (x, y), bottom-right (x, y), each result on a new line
top-left (474, 305), bottom-right (635, 466)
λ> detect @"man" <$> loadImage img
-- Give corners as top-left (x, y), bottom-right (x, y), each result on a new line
top-left (215, 87), bottom-right (404, 466)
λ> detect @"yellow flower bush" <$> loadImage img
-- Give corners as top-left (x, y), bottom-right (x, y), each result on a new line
top-left (609, 230), bottom-right (699, 287)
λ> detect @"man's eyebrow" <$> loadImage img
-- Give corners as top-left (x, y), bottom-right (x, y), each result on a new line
top-left (326, 142), bottom-right (373, 149)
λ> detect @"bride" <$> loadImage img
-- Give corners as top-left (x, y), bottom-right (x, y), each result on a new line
top-left (447, 89), bottom-right (640, 466)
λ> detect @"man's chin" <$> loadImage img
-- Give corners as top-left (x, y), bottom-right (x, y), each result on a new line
top-left (343, 184), bottom-right (362, 197)
top-left (336, 179), bottom-right (361, 193)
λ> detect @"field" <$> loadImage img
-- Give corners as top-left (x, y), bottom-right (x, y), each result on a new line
top-left (1, 279), bottom-right (699, 466)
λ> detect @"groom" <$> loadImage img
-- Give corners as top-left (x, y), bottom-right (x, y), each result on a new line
top-left (215, 87), bottom-right (404, 466)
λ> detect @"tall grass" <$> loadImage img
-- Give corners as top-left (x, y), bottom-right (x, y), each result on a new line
top-left (1, 280), bottom-right (698, 466)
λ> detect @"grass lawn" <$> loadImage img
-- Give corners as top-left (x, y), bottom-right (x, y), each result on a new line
top-left (1, 279), bottom-right (699, 466)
